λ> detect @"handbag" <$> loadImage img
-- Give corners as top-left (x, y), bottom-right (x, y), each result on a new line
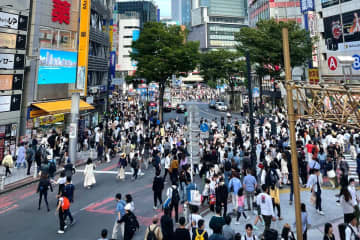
top-left (190, 190), bottom-right (201, 206)
top-left (209, 194), bottom-right (216, 205)
top-left (327, 170), bottom-right (336, 178)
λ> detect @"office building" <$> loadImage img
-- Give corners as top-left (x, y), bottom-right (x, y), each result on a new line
top-left (116, 0), bottom-right (157, 29)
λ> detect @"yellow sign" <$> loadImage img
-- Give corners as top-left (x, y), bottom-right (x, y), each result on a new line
top-left (308, 68), bottom-right (319, 84)
top-left (78, 0), bottom-right (91, 96)
top-left (34, 114), bottom-right (64, 126)
top-left (109, 25), bottom-right (113, 50)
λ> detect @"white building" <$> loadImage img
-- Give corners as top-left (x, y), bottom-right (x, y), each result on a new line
top-left (315, 0), bottom-right (360, 82)
top-left (117, 12), bottom-right (140, 77)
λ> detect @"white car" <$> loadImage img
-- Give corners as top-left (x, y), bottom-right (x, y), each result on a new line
top-left (215, 102), bottom-right (228, 111)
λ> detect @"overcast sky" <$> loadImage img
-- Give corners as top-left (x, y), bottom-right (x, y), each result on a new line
top-left (155, 0), bottom-right (171, 17)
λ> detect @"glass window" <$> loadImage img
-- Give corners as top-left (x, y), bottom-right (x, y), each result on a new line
top-left (53, 30), bottom-right (60, 48)
top-left (39, 27), bottom-right (53, 48)
top-left (59, 30), bottom-right (72, 49)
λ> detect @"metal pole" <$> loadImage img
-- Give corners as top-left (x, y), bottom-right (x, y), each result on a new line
top-left (69, 92), bottom-right (80, 164)
top-left (189, 111), bottom-right (193, 183)
top-left (282, 28), bottom-right (303, 240)
top-left (246, 52), bottom-right (256, 169)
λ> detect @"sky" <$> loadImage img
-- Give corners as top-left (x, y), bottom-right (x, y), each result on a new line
top-left (155, 0), bottom-right (171, 17)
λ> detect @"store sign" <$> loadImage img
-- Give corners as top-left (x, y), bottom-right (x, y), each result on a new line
top-left (0, 33), bottom-right (26, 50)
top-left (0, 12), bottom-right (18, 29)
top-left (321, 0), bottom-right (351, 8)
top-left (0, 96), bottom-right (11, 112)
top-left (308, 68), bottom-right (320, 84)
top-left (78, 0), bottom-right (91, 96)
top-left (38, 49), bottom-right (77, 84)
top-left (300, 0), bottom-right (314, 13)
top-left (0, 53), bottom-right (25, 69)
top-left (0, 75), bottom-right (12, 90)
top-left (328, 56), bottom-right (338, 71)
top-left (34, 113), bottom-right (64, 126)
top-left (51, 0), bottom-right (71, 24)
top-left (324, 9), bottom-right (360, 52)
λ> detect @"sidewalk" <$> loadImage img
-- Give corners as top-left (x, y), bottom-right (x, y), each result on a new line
top-left (201, 188), bottom-right (343, 239)
top-left (0, 150), bottom-right (91, 194)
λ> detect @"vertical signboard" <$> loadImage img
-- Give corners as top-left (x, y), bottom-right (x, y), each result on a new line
top-left (77, 0), bottom-right (91, 96)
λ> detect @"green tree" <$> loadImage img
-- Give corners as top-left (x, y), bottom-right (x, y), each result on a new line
top-left (199, 49), bottom-right (245, 109)
top-left (130, 22), bottom-right (199, 122)
top-left (236, 19), bottom-right (313, 78)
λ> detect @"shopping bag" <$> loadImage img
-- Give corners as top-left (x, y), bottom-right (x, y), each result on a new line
top-left (209, 194), bottom-right (216, 205)
top-left (163, 197), bottom-right (171, 209)
top-left (190, 190), bottom-right (201, 206)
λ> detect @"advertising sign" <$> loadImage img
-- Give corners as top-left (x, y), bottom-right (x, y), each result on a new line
top-left (308, 68), bottom-right (320, 84)
top-left (300, 0), bottom-right (314, 13)
top-left (0, 75), bottom-right (12, 90)
top-left (0, 12), bottom-right (18, 29)
top-left (328, 56), bottom-right (338, 71)
top-left (110, 51), bottom-right (116, 79)
top-left (0, 96), bottom-right (11, 112)
top-left (321, 0), bottom-right (351, 8)
top-left (38, 49), bottom-right (77, 84)
top-left (324, 9), bottom-right (360, 52)
top-left (78, 0), bottom-right (91, 96)
top-left (35, 113), bottom-right (64, 126)
top-left (0, 53), bottom-right (25, 69)
top-left (0, 33), bottom-right (26, 50)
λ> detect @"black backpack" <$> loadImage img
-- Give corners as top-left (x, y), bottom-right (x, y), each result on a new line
top-left (49, 161), bottom-right (56, 173)
top-left (127, 213), bottom-right (139, 234)
top-left (147, 226), bottom-right (158, 240)
top-left (224, 161), bottom-right (232, 172)
top-left (171, 187), bottom-right (180, 204)
top-left (263, 229), bottom-right (278, 240)
top-left (268, 169), bottom-right (278, 186)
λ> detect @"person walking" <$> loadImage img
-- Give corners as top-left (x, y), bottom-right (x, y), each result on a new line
top-left (131, 153), bottom-right (139, 181)
top-left (209, 205), bottom-right (226, 235)
top-left (256, 184), bottom-right (276, 232)
top-left (166, 185), bottom-right (180, 223)
top-left (117, 153), bottom-right (127, 181)
top-left (63, 176), bottom-right (75, 225)
top-left (161, 207), bottom-right (174, 240)
top-left (193, 219), bottom-right (208, 240)
top-left (236, 188), bottom-right (248, 224)
top-left (26, 143), bottom-right (35, 175)
top-left (174, 217), bottom-right (190, 240)
top-left (152, 170), bottom-right (164, 209)
top-left (241, 224), bottom-right (257, 240)
top-left (83, 158), bottom-right (96, 189)
top-left (112, 193), bottom-right (127, 240)
top-left (307, 169), bottom-right (324, 215)
top-left (37, 173), bottom-right (53, 211)
top-left (16, 142), bottom-right (26, 168)
top-left (293, 203), bottom-right (311, 240)
top-left (55, 192), bottom-right (71, 234)
top-left (323, 223), bottom-right (335, 240)
top-left (118, 204), bottom-right (139, 240)
top-left (243, 169), bottom-right (257, 212)
top-left (144, 216), bottom-right (163, 240)
top-left (216, 179), bottom-right (229, 217)
top-left (2, 151), bottom-right (14, 177)
top-left (228, 172), bottom-right (242, 213)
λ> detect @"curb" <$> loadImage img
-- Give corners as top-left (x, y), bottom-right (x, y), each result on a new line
top-left (0, 159), bottom-right (88, 195)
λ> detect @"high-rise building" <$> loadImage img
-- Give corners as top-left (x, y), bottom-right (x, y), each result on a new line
top-left (116, 0), bottom-right (157, 29)
top-left (172, 0), bottom-right (182, 24)
top-left (172, 0), bottom-right (192, 27)
top-left (188, 0), bottom-right (248, 51)
top-left (313, 0), bottom-right (360, 82)
top-left (248, 0), bottom-right (302, 27)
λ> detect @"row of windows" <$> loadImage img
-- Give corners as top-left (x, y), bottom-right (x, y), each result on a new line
top-left (209, 26), bottom-right (241, 33)
top-left (39, 27), bottom-right (77, 50)
top-left (89, 42), bottom-right (109, 58)
top-left (91, 11), bottom-right (104, 31)
top-left (209, 17), bottom-right (242, 23)
top-left (88, 71), bottom-right (107, 87)
top-left (209, 35), bottom-right (235, 40)
top-left (209, 40), bottom-right (236, 47)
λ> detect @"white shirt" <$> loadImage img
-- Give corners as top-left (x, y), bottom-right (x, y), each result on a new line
top-left (346, 224), bottom-right (360, 240)
top-left (256, 193), bottom-right (274, 217)
top-left (306, 174), bottom-right (323, 192)
top-left (348, 185), bottom-right (358, 206)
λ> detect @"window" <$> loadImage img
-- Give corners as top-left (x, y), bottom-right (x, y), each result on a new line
top-left (59, 30), bottom-right (71, 49)
top-left (39, 27), bottom-right (53, 48)
top-left (124, 36), bottom-right (132, 38)
top-left (123, 55), bottom-right (130, 58)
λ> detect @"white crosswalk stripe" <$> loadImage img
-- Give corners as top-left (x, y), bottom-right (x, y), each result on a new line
top-left (344, 154), bottom-right (358, 182)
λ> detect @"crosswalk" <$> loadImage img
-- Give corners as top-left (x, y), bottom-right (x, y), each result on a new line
top-left (344, 154), bottom-right (358, 182)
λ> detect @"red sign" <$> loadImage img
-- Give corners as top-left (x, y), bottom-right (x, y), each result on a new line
top-left (51, 0), bottom-right (71, 24)
top-left (328, 56), bottom-right (338, 71)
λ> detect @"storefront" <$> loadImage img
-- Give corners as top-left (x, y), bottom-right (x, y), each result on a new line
top-left (0, 124), bottom-right (17, 161)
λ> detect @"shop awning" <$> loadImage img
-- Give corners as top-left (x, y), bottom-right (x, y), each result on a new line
top-left (31, 99), bottom-right (95, 117)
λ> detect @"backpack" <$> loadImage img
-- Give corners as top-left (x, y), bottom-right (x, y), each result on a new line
top-left (131, 159), bottom-right (138, 168)
top-left (26, 149), bottom-right (33, 161)
top-left (147, 226), bottom-right (158, 240)
top-left (61, 197), bottom-right (70, 210)
top-left (127, 213), bottom-right (139, 234)
top-left (49, 160), bottom-right (56, 173)
top-left (345, 224), bottom-right (360, 240)
top-left (224, 161), bottom-right (232, 172)
top-left (195, 229), bottom-right (206, 240)
top-left (268, 169), bottom-right (278, 186)
top-left (171, 187), bottom-right (180, 204)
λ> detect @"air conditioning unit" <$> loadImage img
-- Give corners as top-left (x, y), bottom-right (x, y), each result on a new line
top-left (89, 87), bottom-right (98, 94)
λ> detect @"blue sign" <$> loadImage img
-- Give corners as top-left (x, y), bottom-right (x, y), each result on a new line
top-left (110, 51), bottom-right (116, 78)
top-left (300, 0), bottom-right (314, 13)
top-left (38, 49), bottom-right (77, 84)
top-left (353, 54), bottom-right (360, 70)
top-left (157, 9), bottom-right (160, 22)
top-left (200, 123), bottom-right (209, 132)
top-left (132, 30), bottom-right (140, 67)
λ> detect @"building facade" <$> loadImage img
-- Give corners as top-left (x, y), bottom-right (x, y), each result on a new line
top-left (116, 0), bottom-right (157, 29)
top-left (314, 0), bottom-right (360, 82)
top-left (188, 0), bottom-right (248, 51)
top-left (248, 0), bottom-right (302, 27)
top-left (0, 0), bottom-right (30, 159)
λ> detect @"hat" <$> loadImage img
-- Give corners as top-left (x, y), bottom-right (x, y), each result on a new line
top-left (124, 204), bottom-right (131, 211)
top-left (120, 152), bottom-right (126, 158)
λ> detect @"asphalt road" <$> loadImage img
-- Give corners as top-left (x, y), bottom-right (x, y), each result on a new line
top-left (0, 102), bottom-right (238, 240)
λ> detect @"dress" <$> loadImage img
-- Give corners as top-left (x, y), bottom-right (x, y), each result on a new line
top-left (281, 158), bottom-right (289, 174)
top-left (83, 163), bottom-right (96, 187)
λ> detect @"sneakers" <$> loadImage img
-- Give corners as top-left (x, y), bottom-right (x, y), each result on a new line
top-left (57, 230), bottom-right (64, 234)
top-left (153, 206), bottom-right (157, 210)
top-left (317, 210), bottom-right (325, 215)
top-left (278, 217), bottom-right (283, 221)
top-left (289, 201), bottom-right (293, 205)
top-left (235, 221), bottom-right (240, 225)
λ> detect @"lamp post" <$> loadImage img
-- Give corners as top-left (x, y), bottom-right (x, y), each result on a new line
top-left (246, 52), bottom-right (256, 169)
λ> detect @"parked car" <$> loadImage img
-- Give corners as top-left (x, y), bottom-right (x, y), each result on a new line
top-left (163, 102), bottom-right (172, 112)
top-left (209, 100), bottom-right (216, 109)
top-left (215, 102), bottom-right (228, 111)
top-left (176, 104), bottom-right (187, 113)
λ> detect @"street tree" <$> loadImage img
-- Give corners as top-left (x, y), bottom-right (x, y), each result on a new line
top-left (130, 22), bottom-right (199, 122)
top-left (199, 49), bottom-right (246, 109)
top-left (236, 19), bottom-right (313, 78)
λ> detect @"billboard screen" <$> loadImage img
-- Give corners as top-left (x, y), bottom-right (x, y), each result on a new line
top-left (38, 49), bottom-right (77, 85)
top-left (324, 8), bottom-right (360, 52)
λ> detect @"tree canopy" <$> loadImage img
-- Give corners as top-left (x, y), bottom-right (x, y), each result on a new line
top-left (130, 22), bottom-right (199, 121)
top-left (235, 19), bottom-right (313, 78)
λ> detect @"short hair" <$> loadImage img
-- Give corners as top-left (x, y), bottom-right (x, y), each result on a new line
top-left (225, 215), bottom-right (232, 225)
top-left (261, 184), bottom-right (268, 192)
top-left (198, 219), bottom-right (205, 228)
top-left (101, 229), bottom-right (108, 238)
top-left (234, 233), bottom-right (242, 240)
top-left (179, 216), bottom-right (186, 226)
top-left (155, 170), bottom-right (161, 176)
top-left (115, 193), bottom-right (122, 200)
top-left (215, 205), bottom-right (222, 214)
top-left (66, 176), bottom-right (72, 182)
top-left (245, 224), bottom-right (253, 230)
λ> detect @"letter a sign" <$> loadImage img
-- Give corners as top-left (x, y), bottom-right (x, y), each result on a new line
top-left (328, 56), bottom-right (337, 71)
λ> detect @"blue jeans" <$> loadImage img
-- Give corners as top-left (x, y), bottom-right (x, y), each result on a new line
top-left (180, 182), bottom-right (187, 201)
top-left (16, 162), bottom-right (26, 168)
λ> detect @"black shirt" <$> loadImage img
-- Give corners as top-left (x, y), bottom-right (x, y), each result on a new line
top-left (174, 228), bottom-right (191, 240)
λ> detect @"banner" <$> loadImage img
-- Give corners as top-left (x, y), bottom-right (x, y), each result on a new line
top-left (300, 0), bottom-right (314, 13)
top-left (0, 11), bottom-right (18, 29)
top-left (77, 0), bottom-right (91, 96)
top-left (308, 68), bottom-right (320, 84)
top-left (0, 96), bottom-right (11, 112)
top-left (321, 0), bottom-right (351, 8)
top-left (0, 75), bottom-right (12, 90)
top-left (324, 8), bottom-right (360, 52)
top-left (34, 113), bottom-right (64, 126)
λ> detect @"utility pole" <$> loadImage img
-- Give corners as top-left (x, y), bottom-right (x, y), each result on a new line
top-left (282, 28), bottom-right (303, 240)
top-left (246, 52), bottom-right (256, 169)
top-left (69, 91), bottom-right (80, 164)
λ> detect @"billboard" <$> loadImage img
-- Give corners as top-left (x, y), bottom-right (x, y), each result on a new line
top-left (0, 96), bottom-right (11, 112)
top-left (0, 12), bottom-right (28, 30)
top-left (0, 33), bottom-right (26, 49)
top-left (300, 0), bottom-right (314, 13)
top-left (0, 53), bottom-right (25, 69)
top-left (321, 0), bottom-right (351, 8)
top-left (77, 0), bottom-right (92, 96)
top-left (37, 49), bottom-right (77, 84)
top-left (324, 9), bottom-right (360, 52)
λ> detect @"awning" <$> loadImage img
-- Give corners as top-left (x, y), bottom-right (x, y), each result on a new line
top-left (30, 99), bottom-right (95, 118)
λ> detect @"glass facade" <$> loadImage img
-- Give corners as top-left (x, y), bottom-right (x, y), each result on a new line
top-left (182, 0), bottom-right (192, 27)
top-left (208, 23), bottom-right (242, 48)
top-left (208, 0), bottom-right (247, 18)
top-left (116, 1), bottom-right (157, 29)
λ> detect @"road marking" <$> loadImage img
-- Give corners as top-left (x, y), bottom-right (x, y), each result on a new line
top-left (76, 170), bottom-right (133, 175)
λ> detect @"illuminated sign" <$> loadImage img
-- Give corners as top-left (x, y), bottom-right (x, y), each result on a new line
top-left (51, 0), bottom-right (71, 24)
